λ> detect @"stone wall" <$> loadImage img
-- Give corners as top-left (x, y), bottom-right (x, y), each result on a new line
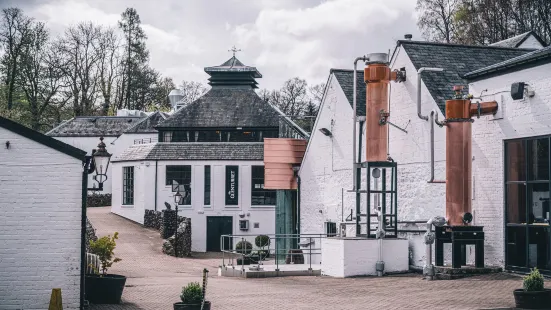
top-left (162, 218), bottom-right (192, 257)
top-left (144, 209), bottom-right (162, 230)
top-left (87, 193), bottom-right (112, 208)
top-left (85, 218), bottom-right (98, 252)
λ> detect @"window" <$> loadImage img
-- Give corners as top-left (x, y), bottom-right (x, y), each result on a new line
top-left (325, 222), bottom-right (337, 237)
top-left (225, 166), bottom-right (239, 205)
top-left (163, 131), bottom-right (172, 142)
top-left (122, 166), bottom-right (134, 205)
top-left (251, 166), bottom-right (276, 205)
top-left (166, 165), bottom-right (192, 205)
top-left (204, 165), bottom-right (211, 205)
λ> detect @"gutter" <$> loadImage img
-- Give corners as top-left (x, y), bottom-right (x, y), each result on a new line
top-left (80, 168), bottom-right (88, 309)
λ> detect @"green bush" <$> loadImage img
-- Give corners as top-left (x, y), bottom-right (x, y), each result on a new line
top-left (180, 282), bottom-right (203, 304)
top-left (523, 268), bottom-right (545, 292)
top-left (236, 240), bottom-right (253, 255)
top-left (255, 235), bottom-right (270, 248)
top-left (89, 232), bottom-right (121, 275)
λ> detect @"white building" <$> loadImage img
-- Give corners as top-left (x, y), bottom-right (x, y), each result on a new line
top-left (111, 56), bottom-right (289, 252)
top-left (300, 33), bottom-right (551, 275)
top-left (0, 116), bottom-right (86, 309)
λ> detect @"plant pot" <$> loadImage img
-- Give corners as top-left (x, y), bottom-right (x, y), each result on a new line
top-left (236, 257), bottom-right (251, 265)
top-left (173, 301), bottom-right (211, 310)
top-left (85, 274), bottom-right (127, 304)
top-left (513, 288), bottom-right (551, 309)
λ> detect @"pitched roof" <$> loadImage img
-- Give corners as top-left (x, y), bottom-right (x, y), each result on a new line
top-left (156, 88), bottom-right (280, 129)
top-left (490, 31), bottom-right (546, 48)
top-left (124, 111), bottom-right (168, 134)
top-left (46, 116), bottom-right (145, 137)
top-left (399, 40), bottom-right (533, 112)
top-left (464, 45), bottom-right (551, 80)
top-left (0, 116), bottom-right (86, 160)
top-left (331, 69), bottom-right (366, 116)
top-left (112, 142), bottom-right (264, 162)
top-left (204, 56), bottom-right (262, 78)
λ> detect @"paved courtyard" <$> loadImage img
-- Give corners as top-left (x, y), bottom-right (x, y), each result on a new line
top-left (87, 207), bottom-right (536, 310)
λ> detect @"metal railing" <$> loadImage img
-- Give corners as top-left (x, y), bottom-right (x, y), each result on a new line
top-left (221, 234), bottom-right (328, 272)
top-left (134, 137), bottom-right (158, 144)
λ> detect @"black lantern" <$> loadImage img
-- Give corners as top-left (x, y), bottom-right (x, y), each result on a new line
top-left (174, 192), bottom-right (183, 205)
top-left (85, 137), bottom-right (112, 191)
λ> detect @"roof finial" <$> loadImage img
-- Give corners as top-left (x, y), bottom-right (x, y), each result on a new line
top-left (228, 45), bottom-right (242, 57)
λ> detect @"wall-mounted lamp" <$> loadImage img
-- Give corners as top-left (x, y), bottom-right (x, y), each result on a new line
top-left (319, 127), bottom-right (332, 137)
top-left (511, 82), bottom-right (535, 100)
top-left (5, 141), bottom-right (10, 149)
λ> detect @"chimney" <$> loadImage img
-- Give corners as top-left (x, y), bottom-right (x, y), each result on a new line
top-left (404, 34), bottom-right (413, 40)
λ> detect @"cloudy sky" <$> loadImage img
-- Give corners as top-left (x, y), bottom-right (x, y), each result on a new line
top-left (3, 0), bottom-right (421, 90)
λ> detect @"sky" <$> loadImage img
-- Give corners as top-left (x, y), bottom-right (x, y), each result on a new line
top-left (2, 0), bottom-right (421, 90)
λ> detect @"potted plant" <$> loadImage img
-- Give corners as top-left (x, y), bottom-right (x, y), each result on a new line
top-left (513, 268), bottom-right (551, 309)
top-left (174, 282), bottom-right (211, 310)
top-left (86, 232), bottom-right (126, 304)
top-left (236, 240), bottom-right (253, 265)
top-left (255, 235), bottom-right (270, 259)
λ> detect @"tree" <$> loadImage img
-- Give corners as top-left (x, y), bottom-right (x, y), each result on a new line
top-left (0, 8), bottom-right (33, 110)
top-left (18, 22), bottom-right (65, 130)
top-left (118, 8), bottom-right (148, 110)
top-left (417, 0), bottom-right (460, 43)
top-left (97, 27), bottom-right (121, 115)
top-left (178, 80), bottom-right (208, 107)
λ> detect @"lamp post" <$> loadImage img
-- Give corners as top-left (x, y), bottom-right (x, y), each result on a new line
top-left (173, 191), bottom-right (182, 257)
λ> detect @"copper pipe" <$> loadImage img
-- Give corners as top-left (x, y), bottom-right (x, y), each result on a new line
top-left (365, 63), bottom-right (390, 162)
top-left (469, 101), bottom-right (498, 118)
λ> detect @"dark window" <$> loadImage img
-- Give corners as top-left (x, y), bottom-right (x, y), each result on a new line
top-left (251, 166), bottom-right (276, 205)
top-left (122, 166), bottom-right (134, 205)
top-left (162, 129), bottom-right (279, 142)
top-left (163, 132), bottom-right (172, 142)
top-left (325, 222), bottom-right (337, 237)
top-left (225, 166), bottom-right (239, 205)
top-left (166, 166), bottom-right (192, 205)
top-left (204, 165), bottom-right (211, 205)
top-left (505, 136), bottom-right (551, 273)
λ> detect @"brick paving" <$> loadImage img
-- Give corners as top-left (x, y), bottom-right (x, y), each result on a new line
top-left (87, 207), bottom-right (542, 310)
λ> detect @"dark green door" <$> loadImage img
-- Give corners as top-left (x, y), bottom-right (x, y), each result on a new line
top-left (206, 216), bottom-right (233, 252)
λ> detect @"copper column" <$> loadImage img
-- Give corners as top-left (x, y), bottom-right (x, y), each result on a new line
top-left (445, 87), bottom-right (498, 225)
top-left (364, 63), bottom-right (390, 162)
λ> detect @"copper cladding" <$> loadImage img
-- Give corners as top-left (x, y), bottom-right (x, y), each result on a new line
top-left (364, 63), bottom-right (390, 162)
top-left (469, 101), bottom-right (498, 117)
top-left (445, 99), bottom-right (472, 225)
top-left (263, 138), bottom-right (307, 190)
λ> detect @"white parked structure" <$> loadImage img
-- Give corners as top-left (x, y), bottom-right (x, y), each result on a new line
top-left (0, 116), bottom-right (86, 309)
top-left (300, 34), bottom-right (551, 276)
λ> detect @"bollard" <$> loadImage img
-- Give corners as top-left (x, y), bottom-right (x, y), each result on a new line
top-left (48, 288), bottom-right (62, 310)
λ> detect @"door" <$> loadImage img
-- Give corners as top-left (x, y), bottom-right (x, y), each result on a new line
top-left (206, 216), bottom-right (233, 252)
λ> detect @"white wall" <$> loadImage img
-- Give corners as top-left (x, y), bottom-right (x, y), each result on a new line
top-left (111, 159), bottom-right (276, 252)
top-left (54, 133), bottom-right (156, 194)
top-left (469, 62), bottom-right (551, 266)
top-left (518, 35), bottom-right (544, 49)
top-left (0, 127), bottom-right (83, 309)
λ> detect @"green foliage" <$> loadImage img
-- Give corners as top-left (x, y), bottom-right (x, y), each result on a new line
top-left (235, 240), bottom-right (253, 255)
top-left (180, 282), bottom-right (203, 304)
top-left (89, 232), bottom-right (121, 275)
top-left (255, 235), bottom-right (270, 248)
top-left (523, 268), bottom-right (545, 292)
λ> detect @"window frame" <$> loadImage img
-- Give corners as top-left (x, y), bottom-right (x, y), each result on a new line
top-left (251, 165), bottom-right (276, 206)
top-left (165, 165), bottom-right (192, 206)
top-left (204, 165), bottom-right (211, 206)
top-left (122, 166), bottom-right (134, 206)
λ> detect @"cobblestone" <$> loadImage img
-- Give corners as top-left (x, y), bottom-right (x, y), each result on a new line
top-left (87, 207), bottom-right (542, 310)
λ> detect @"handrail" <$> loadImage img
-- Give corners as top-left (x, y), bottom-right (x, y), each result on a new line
top-left (271, 104), bottom-right (310, 139)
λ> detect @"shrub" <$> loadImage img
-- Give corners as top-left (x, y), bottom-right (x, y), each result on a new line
top-left (180, 282), bottom-right (203, 304)
top-left (236, 240), bottom-right (253, 255)
top-left (255, 235), bottom-right (270, 248)
top-left (89, 232), bottom-right (121, 275)
top-left (523, 268), bottom-right (545, 292)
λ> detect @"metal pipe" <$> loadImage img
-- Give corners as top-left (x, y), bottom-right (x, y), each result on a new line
top-left (423, 216), bottom-right (446, 280)
top-left (352, 56), bottom-right (367, 191)
top-left (428, 111), bottom-right (446, 184)
top-left (417, 68), bottom-right (444, 121)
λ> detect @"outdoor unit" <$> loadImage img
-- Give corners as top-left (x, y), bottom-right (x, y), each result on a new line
top-left (239, 219), bottom-right (249, 231)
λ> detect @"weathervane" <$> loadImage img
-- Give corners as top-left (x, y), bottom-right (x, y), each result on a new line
top-left (228, 45), bottom-right (242, 57)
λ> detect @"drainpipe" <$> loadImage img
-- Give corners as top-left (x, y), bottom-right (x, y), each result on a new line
top-left (376, 207), bottom-right (385, 277)
top-left (297, 175), bottom-right (301, 235)
top-left (417, 68), bottom-right (444, 121)
top-left (428, 111), bottom-right (446, 184)
top-left (154, 160), bottom-right (158, 211)
top-left (80, 169), bottom-right (88, 309)
top-left (352, 56), bottom-right (368, 192)
top-left (423, 216), bottom-right (447, 280)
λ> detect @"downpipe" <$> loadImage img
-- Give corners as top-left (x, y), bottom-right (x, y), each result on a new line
top-left (428, 111), bottom-right (446, 184)
top-left (376, 207), bottom-right (385, 277)
top-left (423, 216), bottom-right (446, 280)
top-left (352, 56), bottom-right (367, 191)
top-left (417, 68), bottom-right (444, 121)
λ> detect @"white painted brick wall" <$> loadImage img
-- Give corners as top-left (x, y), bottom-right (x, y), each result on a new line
top-left (0, 127), bottom-right (82, 309)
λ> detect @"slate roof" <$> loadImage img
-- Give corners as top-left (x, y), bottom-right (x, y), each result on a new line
top-left (399, 40), bottom-right (534, 112)
top-left (0, 116), bottom-right (86, 160)
top-left (156, 88), bottom-right (280, 129)
top-left (46, 116), bottom-right (145, 137)
top-left (124, 111), bottom-right (168, 134)
top-left (464, 45), bottom-right (551, 80)
top-left (331, 69), bottom-right (366, 116)
top-left (204, 56), bottom-right (262, 78)
top-left (490, 31), bottom-right (546, 48)
top-left (112, 142), bottom-right (264, 162)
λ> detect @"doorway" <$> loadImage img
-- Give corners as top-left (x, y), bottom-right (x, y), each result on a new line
top-left (206, 216), bottom-right (233, 252)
